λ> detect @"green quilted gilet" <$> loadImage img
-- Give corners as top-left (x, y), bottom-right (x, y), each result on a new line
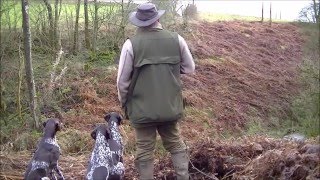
top-left (126, 28), bottom-right (183, 126)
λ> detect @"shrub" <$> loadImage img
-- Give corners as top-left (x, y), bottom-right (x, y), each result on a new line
top-left (183, 4), bottom-right (198, 19)
top-left (57, 128), bottom-right (93, 154)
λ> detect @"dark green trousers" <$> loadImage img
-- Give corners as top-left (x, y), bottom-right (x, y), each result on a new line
top-left (134, 121), bottom-right (187, 161)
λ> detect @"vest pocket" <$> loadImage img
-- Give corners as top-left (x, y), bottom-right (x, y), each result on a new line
top-left (127, 63), bottom-right (183, 123)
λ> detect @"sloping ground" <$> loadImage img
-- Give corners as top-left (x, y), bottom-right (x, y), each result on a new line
top-left (55, 68), bottom-right (123, 131)
top-left (183, 21), bottom-right (304, 130)
top-left (0, 21), bottom-right (315, 179)
top-left (56, 21), bottom-right (304, 133)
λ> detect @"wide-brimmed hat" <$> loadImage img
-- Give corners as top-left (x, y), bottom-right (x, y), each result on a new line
top-left (129, 3), bottom-right (165, 27)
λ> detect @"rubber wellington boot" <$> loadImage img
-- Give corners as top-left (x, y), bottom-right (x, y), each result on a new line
top-left (171, 151), bottom-right (190, 180)
top-left (135, 159), bottom-right (154, 180)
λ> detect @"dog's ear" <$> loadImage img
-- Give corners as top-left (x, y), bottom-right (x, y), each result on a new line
top-left (105, 127), bottom-right (111, 140)
top-left (55, 121), bottom-right (62, 131)
top-left (104, 113), bottom-right (111, 121)
top-left (91, 128), bottom-right (97, 140)
top-left (116, 114), bottom-right (123, 125)
top-left (42, 121), bottom-right (47, 128)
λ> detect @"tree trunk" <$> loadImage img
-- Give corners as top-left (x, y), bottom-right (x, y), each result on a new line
top-left (0, 0), bottom-right (3, 115)
top-left (21, 0), bottom-right (40, 129)
top-left (17, 45), bottom-right (24, 120)
top-left (261, 2), bottom-right (264, 22)
top-left (73, 0), bottom-right (81, 54)
top-left (84, 0), bottom-right (90, 49)
top-left (318, 0), bottom-right (320, 52)
top-left (43, 0), bottom-right (54, 49)
top-left (269, 2), bottom-right (272, 26)
top-left (54, 0), bottom-right (59, 50)
top-left (92, 0), bottom-right (98, 52)
top-left (120, 0), bottom-right (125, 42)
top-left (312, 0), bottom-right (319, 24)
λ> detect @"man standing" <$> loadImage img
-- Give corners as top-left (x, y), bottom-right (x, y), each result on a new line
top-left (117, 3), bottom-right (195, 180)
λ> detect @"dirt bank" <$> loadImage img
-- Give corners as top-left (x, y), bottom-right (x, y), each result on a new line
top-left (183, 21), bottom-right (304, 130)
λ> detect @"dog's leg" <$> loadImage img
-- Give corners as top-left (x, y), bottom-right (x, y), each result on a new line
top-left (48, 168), bottom-right (57, 180)
top-left (54, 163), bottom-right (65, 180)
top-left (24, 163), bottom-right (32, 180)
top-left (108, 121), bottom-right (125, 178)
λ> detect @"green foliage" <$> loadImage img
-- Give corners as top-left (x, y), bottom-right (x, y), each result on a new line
top-left (199, 12), bottom-right (289, 22)
top-left (199, 13), bottom-right (260, 22)
top-left (0, 112), bottom-right (43, 151)
top-left (12, 130), bottom-right (42, 151)
top-left (184, 107), bottom-right (213, 120)
top-left (0, 117), bottom-right (23, 145)
top-left (245, 117), bottom-right (264, 136)
top-left (0, 105), bottom-right (31, 147)
top-left (1, 0), bottom-right (21, 29)
top-left (1, 1), bottom-right (120, 29)
top-left (124, 138), bottom-right (136, 155)
top-left (122, 125), bottom-right (136, 155)
top-left (289, 40), bottom-right (319, 137)
top-left (288, 23), bottom-right (320, 137)
top-left (86, 50), bottom-right (116, 69)
top-left (183, 4), bottom-right (198, 19)
top-left (57, 128), bottom-right (92, 154)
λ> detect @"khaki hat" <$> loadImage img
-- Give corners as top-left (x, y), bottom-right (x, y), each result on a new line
top-left (129, 3), bottom-right (165, 27)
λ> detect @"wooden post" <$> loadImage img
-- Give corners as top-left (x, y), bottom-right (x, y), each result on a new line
top-left (261, 2), bottom-right (264, 22)
top-left (312, 0), bottom-right (319, 24)
top-left (269, 2), bottom-right (272, 26)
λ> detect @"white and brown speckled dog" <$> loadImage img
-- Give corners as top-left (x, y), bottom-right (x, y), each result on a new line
top-left (86, 112), bottom-right (124, 180)
top-left (24, 118), bottom-right (64, 180)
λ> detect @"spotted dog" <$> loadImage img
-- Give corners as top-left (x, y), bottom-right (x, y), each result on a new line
top-left (86, 112), bottom-right (124, 180)
top-left (104, 112), bottom-right (124, 179)
top-left (24, 118), bottom-right (64, 180)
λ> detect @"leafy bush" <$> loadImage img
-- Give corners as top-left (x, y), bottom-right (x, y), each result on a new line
top-left (286, 23), bottom-right (319, 137)
top-left (290, 59), bottom-right (319, 137)
top-left (86, 50), bottom-right (117, 68)
top-left (183, 4), bottom-right (198, 19)
top-left (57, 128), bottom-right (93, 154)
top-left (12, 131), bottom-right (42, 151)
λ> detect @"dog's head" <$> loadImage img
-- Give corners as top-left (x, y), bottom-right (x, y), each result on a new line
top-left (43, 118), bottom-right (62, 134)
top-left (91, 124), bottom-right (110, 140)
top-left (104, 112), bottom-right (122, 125)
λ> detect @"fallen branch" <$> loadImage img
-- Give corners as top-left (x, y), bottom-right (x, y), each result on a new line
top-left (189, 160), bottom-right (219, 180)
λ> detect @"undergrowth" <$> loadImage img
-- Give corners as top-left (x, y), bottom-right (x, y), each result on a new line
top-left (289, 22), bottom-right (319, 137)
top-left (244, 22), bottom-right (320, 138)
